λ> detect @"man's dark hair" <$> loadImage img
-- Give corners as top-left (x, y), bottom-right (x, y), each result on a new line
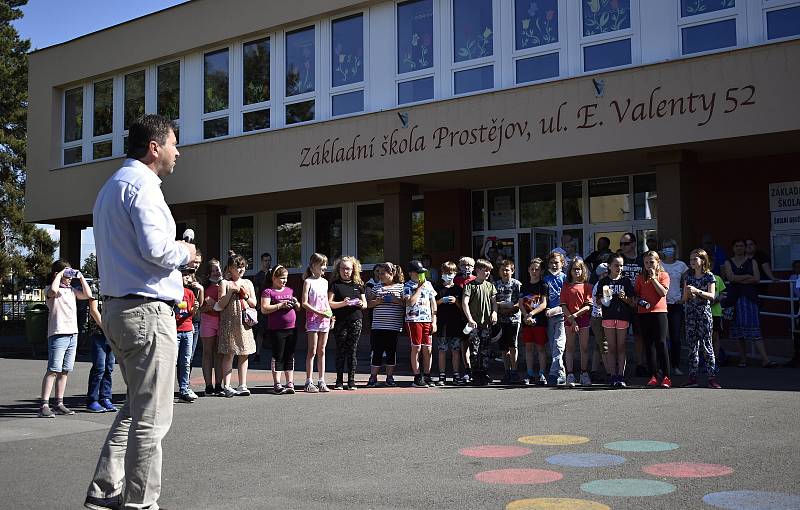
top-left (622, 232), bottom-right (636, 243)
top-left (261, 252), bottom-right (272, 260)
top-left (126, 114), bottom-right (177, 159)
top-left (598, 237), bottom-right (611, 248)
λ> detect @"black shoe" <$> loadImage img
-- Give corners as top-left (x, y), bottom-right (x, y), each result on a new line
top-left (333, 379), bottom-right (344, 390)
top-left (346, 380), bottom-right (357, 390)
top-left (412, 375), bottom-right (427, 388)
top-left (424, 375), bottom-right (435, 387)
top-left (204, 385), bottom-right (215, 396)
top-left (84, 494), bottom-right (122, 510)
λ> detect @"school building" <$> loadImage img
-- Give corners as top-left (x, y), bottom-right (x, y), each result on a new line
top-left (25, 0), bottom-right (800, 296)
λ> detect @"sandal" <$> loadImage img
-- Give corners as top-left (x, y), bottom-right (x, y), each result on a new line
top-left (762, 361), bottom-right (778, 368)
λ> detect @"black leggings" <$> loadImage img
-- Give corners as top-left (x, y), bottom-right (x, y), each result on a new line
top-left (667, 304), bottom-right (683, 369)
top-left (639, 312), bottom-right (670, 377)
top-left (269, 328), bottom-right (296, 372)
top-left (334, 319), bottom-right (362, 380)
top-left (370, 329), bottom-right (399, 367)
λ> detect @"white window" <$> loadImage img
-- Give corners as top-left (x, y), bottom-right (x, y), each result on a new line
top-left (447, 0), bottom-right (499, 96)
top-left (512, 0), bottom-right (564, 85)
top-left (62, 86), bottom-right (84, 166)
top-left (90, 78), bottom-right (114, 160)
top-left (763, 1), bottom-right (800, 41)
top-left (155, 59), bottom-right (182, 141)
top-left (678, 0), bottom-right (742, 56)
top-left (283, 24), bottom-right (319, 126)
top-left (330, 12), bottom-right (368, 117)
top-left (202, 47), bottom-right (232, 139)
top-left (239, 36), bottom-right (273, 133)
top-left (122, 69), bottom-right (146, 154)
top-left (579, 0), bottom-right (638, 73)
top-left (396, 0), bottom-right (437, 105)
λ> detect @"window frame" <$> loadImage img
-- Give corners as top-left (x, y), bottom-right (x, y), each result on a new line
top-left (61, 84), bottom-right (86, 167)
top-left (89, 76), bottom-right (116, 162)
top-left (577, 0), bottom-right (641, 75)
top-left (329, 9), bottom-right (369, 118)
top-left (281, 21), bottom-right (321, 128)
top-left (761, 0), bottom-right (800, 43)
top-left (313, 204), bottom-right (348, 262)
top-left (511, 0), bottom-right (566, 87)
top-left (275, 208), bottom-right (305, 272)
top-left (201, 44), bottom-right (234, 140)
top-left (354, 199), bottom-right (385, 269)
top-left (237, 33), bottom-right (275, 135)
top-left (446, 0), bottom-right (500, 97)
top-left (223, 214), bottom-right (258, 276)
top-left (394, 0), bottom-right (440, 106)
top-left (676, 0), bottom-right (744, 57)
top-left (120, 66), bottom-right (149, 156)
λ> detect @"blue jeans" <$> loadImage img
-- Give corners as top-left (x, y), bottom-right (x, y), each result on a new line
top-left (177, 330), bottom-right (193, 393)
top-left (87, 334), bottom-right (115, 403)
top-left (47, 333), bottom-right (77, 372)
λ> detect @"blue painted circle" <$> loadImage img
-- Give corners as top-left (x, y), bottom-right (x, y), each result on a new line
top-left (547, 453), bottom-right (626, 468)
top-left (581, 479), bottom-right (676, 497)
top-left (703, 491), bottom-right (800, 510)
top-left (603, 440), bottom-right (679, 452)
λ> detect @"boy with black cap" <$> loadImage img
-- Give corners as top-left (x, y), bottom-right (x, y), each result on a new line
top-left (403, 260), bottom-right (438, 387)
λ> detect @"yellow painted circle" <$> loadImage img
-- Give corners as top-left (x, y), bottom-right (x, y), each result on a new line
top-left (506, 498), bottom-right (610, 510)
top-left (518, 435), bottom-right (591, 446)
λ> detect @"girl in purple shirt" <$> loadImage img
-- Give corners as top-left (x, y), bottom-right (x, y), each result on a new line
top-left (261, 265), bottom-right (301, 394)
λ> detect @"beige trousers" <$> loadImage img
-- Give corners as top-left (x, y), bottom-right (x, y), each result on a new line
top-left (86, 299), bottom-right (177, 510)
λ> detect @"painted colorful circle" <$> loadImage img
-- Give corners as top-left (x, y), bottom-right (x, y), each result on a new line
top-left (459, 445), bottom-right (532, 458)
top-left (547, 453), bottom-right (626, 468)
top-left (518, 435), bottom-right (591, 446)
top-left (581, 478), bottom-right (677, 497)
top-left (703, 490), bottom-right (800, 510)
top-left (475, 468), bottom-right (563, 485)
top-left (643, 462), bottom-right (733, 478)
top-left (603, 440), bottom-right (679, 452)
top-left (506, 498), bottom-right (610, 510)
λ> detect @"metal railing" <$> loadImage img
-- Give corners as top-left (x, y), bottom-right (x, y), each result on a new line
top-left (756, 279), bottom-right (799, 339)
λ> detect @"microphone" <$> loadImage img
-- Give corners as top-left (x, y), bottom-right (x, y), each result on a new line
top-left (182, 228), bottom-right (195, 244)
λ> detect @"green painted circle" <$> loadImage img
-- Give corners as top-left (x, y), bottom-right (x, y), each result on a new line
top-left (603, 440), bottom-right (679, 452)
top-left (581, 478), bottom-right (677, 497)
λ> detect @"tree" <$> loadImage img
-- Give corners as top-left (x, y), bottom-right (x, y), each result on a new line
top-left (81, 253), bottom-right (98, 279)
top-left (0, 0), bottom-right (57, 286)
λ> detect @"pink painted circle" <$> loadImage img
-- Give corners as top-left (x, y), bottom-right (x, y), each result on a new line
top-left (475, 468), bottom-right (564, 485)
top-left (459, 445), bottom-right (533, 458)
top-left (642, 462), bottom-right (734, 478)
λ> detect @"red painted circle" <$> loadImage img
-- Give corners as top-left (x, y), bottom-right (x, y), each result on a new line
top-left (475, 468), bottom-right (564, 485)
top-left (642, 462), bottom-right (734, 478)
top-left (459, 445), bottom-right (533, 458)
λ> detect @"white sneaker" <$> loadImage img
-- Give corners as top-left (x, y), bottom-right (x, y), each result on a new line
top-left (580, 372), bottom-right (592, 386)
top-left (235, 385), bottom-right (250, 396)
top-left (566, 373), bottom-right (576, 387)
top-left (317, 380), bottom-right (330, 393)
top-left (185, 388), bottom-right (199, 400)
top-left (304, 381), bottom-right (319, 393)
top-left (221, 386), bottom-right (238, 398)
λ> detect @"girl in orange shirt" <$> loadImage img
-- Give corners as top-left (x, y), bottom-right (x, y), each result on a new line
top-left (560, 259), bottom-right (593, 387)
top-left (634, 251), bottom-right (672, 388)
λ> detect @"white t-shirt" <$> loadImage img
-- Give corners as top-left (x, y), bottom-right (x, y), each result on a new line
top-left (661, 260), bottom-right (688, 305)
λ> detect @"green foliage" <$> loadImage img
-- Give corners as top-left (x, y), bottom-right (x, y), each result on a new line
top-left (0, 0), bottom-right (58, 285)
top-left (81, 253), bottom-right (98, 278)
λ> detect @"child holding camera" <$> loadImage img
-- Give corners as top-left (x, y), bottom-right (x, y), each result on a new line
top-left (404, 260), bottom-right (438, 388)
top-left (434, 261), bottom-right (463, 386)
top-left (596, 254), bottom-right (635, 387)
top-left (261, 265), bottom-right (300, 394)
top-left (329, 256), bottom-right (367, 390)
top-left (462, 259), bottom-right (498, 386)
top-left (39, 260), bottom-right (92, 418)
top-left (366, 262), bottom-right (405, 387)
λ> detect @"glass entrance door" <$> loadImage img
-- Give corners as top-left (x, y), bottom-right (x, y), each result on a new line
top-left (531, 228), bottom-right (557, 259)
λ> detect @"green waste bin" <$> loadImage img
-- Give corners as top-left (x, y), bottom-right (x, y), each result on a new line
top-left (26, 303), bottom-right (49, 356)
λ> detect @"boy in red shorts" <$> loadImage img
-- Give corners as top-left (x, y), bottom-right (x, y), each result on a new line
top-left (519, 258), bottom-right (549, 385)
top-left (404, 260), bottom-right (438, 387)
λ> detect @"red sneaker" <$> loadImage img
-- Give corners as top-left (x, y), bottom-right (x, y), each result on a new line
top-left (708, 378), bottom-right (722, 389)
top-left (646, 376), bottom-right (658, 387)
top-left (661, 376), bottom-right (672, 388)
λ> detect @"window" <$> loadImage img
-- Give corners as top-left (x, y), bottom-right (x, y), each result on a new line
top-left (331, 13), bottom-right (365, 116)
top-left (487, 188), bottom-right (516, 230)
top-left (562, 181), bottom-right (584, 225)
top-left (589, 177), bottom-right (629, 223)
top-left (766, 5), bottom-right (800, 40)
top-left (451, 0), bottom-right (495, 95)
top-left (679, 0), bottom-right (737, 55)
top-left (514, 0), bottom-right (560, 84)
top-left (397, 0), bottom-right (435, 104)
top-left (203, 49), bottom-right (230, 139)
top-left (581, 0), bottom-right (634, 72)
top-left (92, 79), bottom-right (113, 160)
top-left (315, 208), bottom-right (343, 261)
top-left (633, 173), bottom-right (657, 220)
top-left (285, 26), bottom-right (316, 124)
top-left (357, 203), bottom-right (384, 264)
top-left (123, 70), bottom-right (145, 153)
top-left (411, 198), bottom-right (424, 258)
top-left (520, 184), bottom-right (556, 227)
top-left (157, 61), bottom-right (180, 142)
top-left (276, 211), bottom-right (302, 268)
top-left (230, 216), bottom-right (255, 270)
top-left (63, 86), bottom-right (83, 165)
top-left (472, 190), bottom-right (485, 231)
top-left (242, 37), bottom-right (270, 132)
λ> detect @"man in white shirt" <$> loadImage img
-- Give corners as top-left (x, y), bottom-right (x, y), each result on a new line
top-left (85, 115), bottom-right (195, 510)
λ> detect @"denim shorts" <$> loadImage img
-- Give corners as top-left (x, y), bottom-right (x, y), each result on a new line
top-left (437, 336), bottom-right (461, 352)
top-left (47, 333), bottom-right (78, 372)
